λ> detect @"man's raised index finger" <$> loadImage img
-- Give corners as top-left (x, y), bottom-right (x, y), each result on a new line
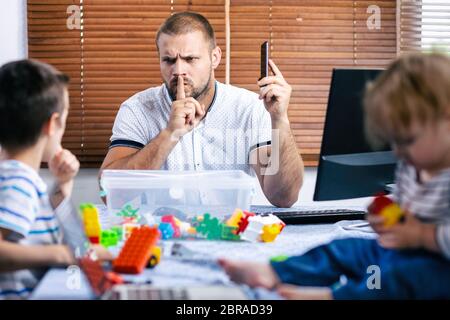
top-left (177, 75), bottom-right (186, 100)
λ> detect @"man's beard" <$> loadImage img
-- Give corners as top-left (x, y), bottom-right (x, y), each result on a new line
top-left (166, 72), bottom-right (212, 101)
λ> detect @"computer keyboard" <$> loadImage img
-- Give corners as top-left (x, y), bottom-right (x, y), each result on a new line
top-left (251, 206), bottom-right (367, 224)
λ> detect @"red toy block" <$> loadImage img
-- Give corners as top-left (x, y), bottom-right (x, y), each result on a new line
top-left (236, 211), bottom-right (255, 234)
top-left (105, 271), bottom-right (124, 285)
top-left (88, 236), bottom-right (100, 244)
top-left (113, 226), bottom-right (160, 274)
top-left (369, 193), bottom-right (393, 214)
top-left (79, 257), bottom-right (117, 296)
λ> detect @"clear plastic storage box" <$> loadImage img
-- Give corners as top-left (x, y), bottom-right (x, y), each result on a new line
top-left (100, 170), bottom-right (256, 225)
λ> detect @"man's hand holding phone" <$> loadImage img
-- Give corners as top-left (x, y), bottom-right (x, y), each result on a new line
top-left (258, 42), bottom-right (292, 123)
top-left (260, 41), bottom-right (269, 82)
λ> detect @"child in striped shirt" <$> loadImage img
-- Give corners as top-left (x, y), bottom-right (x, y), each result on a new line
top-left (0, 60), bottom-right (109, 299)
top-left (219, 52), bottom-right (450, 299)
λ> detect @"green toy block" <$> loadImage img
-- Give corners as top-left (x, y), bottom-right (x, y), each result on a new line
top-left (196, 213), bottom-right (222, 240)
top-left (79, 203), bottom-right (96, 211)
top-left (100, 229), bottom-right (119, 248)
top-left (116, 204), bottom-right (140, 219)
top-left (221, 225), bottom-right (240, 241)
top-left (111, 226), bottom-right (123, 240)
top-left (270, 255), bottom-right (289, 263)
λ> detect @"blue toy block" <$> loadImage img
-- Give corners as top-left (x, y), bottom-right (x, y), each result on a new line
top-left (158, 222), bottom-right (175, 240)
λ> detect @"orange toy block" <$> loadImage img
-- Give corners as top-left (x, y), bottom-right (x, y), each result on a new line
top-left (226, 209), bottom-right (244, 228)
top-left (113, 226), bottom-right (160, 274)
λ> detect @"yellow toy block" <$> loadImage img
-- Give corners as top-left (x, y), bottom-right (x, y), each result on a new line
top-left (261, 224), bottom-right (282, 243)
top-left (226, 209), bottom-right (244, 228)
top-left (123, 223), bottom-right (139, 241)
top-left (369, 195), bottom-right (405, 227)
top-left (80, 203), bottom-right (101, 238)
top-left (187, 227), bottom-right (197, 235)
top-left (380, 203), bottom-right (404, 227)
top-left (173, 217), bottom-right (183, 227)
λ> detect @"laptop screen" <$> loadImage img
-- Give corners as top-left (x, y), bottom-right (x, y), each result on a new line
top-left (54, 197), bottom-right (90, 258)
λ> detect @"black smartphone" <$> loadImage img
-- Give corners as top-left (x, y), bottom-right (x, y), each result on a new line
top-left (259, 41), bottom-right (269, 82)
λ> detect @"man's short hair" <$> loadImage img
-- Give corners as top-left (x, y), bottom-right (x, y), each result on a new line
top-left (0, 59), bottom-right (69, 151)
top-left (156, 12), bottom-right (216, 51)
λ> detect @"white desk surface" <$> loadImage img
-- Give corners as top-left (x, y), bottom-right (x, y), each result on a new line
top-left (31, 219), bottom-right (376, 300)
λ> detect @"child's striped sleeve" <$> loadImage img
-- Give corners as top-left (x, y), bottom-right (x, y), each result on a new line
top-left (437, 225), bottom-right (450, 260)
top-left (0, 178), bottom-right (37, 240)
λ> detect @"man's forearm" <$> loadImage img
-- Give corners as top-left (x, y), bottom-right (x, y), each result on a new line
top-left (263, 119), bottom-right (304, 207)
top-left (106, 129), bottom-right (179, 170)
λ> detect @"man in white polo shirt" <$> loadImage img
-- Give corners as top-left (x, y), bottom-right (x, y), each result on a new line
top-left (100, 12), bottom-right (304, 207)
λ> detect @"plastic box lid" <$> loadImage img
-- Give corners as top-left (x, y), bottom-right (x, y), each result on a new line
top-left (101, 170), bottom-right (255, 189)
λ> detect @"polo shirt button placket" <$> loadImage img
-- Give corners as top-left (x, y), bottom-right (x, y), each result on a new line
top-left (192, 124), bottom-right (208, 203)
top-left (192, 128), bottom-right (202, 171)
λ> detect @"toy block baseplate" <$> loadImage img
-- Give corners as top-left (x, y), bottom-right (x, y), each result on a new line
top-left (113, 226), bottom-right (160, 274)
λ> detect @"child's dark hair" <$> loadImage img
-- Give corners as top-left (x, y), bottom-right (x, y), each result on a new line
top-left (0, 59), bottom-right (69, 151)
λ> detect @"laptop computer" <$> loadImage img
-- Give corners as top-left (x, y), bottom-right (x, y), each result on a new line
top-left (54, 198), bottom-right (248, 300)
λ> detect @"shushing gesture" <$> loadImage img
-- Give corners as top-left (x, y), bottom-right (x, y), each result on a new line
top-left (166, 76), bottom-right (206, 139)
top-left (257, 59), bottom-right (292, 122)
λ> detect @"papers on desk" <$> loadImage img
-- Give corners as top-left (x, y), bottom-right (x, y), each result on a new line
top-left (341, 222), bottom-right (374, 233)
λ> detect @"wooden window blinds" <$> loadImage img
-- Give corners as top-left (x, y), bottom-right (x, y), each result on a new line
top-left (399, 0), bottom-right (450, 54)
top-left (28, 0), bottom-right (398, 167)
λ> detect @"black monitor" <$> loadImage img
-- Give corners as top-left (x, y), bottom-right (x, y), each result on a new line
top-left (313, 68), bottom-right (397, 201)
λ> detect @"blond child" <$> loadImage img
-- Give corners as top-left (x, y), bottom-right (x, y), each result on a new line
top-left (219, 53), bottom-right (450, 299)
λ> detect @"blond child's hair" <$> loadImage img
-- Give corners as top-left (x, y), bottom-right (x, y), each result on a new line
top-left (364, 52), bottom-right (450, 148)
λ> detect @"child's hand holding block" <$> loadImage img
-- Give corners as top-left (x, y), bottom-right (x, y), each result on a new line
top-left (368, 194), bottom-right (404, 227)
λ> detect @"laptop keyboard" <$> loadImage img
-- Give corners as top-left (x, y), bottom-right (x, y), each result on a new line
top-left (251, 206), bottom-right (367, 224)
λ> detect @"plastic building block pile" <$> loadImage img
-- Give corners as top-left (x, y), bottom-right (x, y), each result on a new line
top-left (80, 204), bottom-right (162, 274)
top-left (151, 209), bottom-right (285, 243)
top-left (80, 203), bottom-right (285, 245)
top-left (78, 204), bottom-right (286, 275)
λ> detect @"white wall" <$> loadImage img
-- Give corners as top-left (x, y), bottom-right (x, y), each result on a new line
top-left (0, 0), bottom-right (27, 65)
